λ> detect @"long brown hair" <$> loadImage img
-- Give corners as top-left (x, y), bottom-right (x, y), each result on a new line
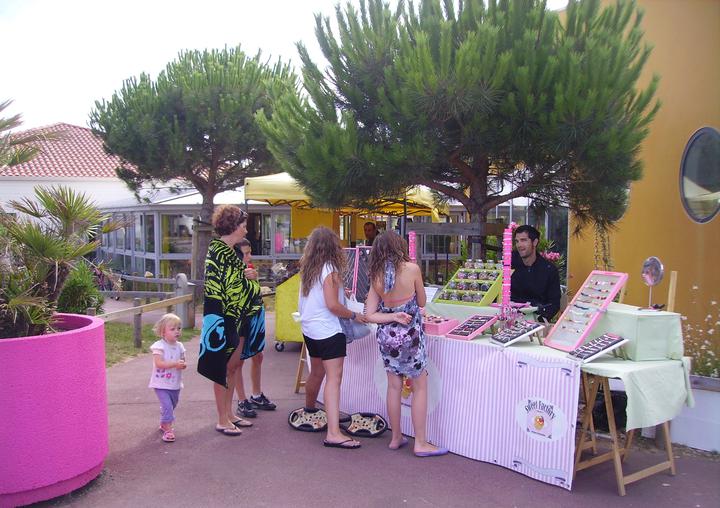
top-left (300, 226), bottom-right (346, 297)
top-left (369, 231), bottom-right (409, 289)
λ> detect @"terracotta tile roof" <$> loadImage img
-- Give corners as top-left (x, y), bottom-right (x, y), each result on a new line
top-left (1, 123), bottom-right (126, 179)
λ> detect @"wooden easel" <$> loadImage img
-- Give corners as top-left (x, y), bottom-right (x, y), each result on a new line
top-left (294, 342), bottom-right (308, 393)
top-left (574, 372), bottom-right (676, 496)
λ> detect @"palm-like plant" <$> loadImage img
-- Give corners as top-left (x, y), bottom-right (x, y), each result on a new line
top-left (0, 99), bottom-right (57, 166)
top-left (0, 186), bottom-right (124, 338)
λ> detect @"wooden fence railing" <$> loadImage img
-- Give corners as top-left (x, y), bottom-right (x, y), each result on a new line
top-left (91, 273), bottom-right (196, 348)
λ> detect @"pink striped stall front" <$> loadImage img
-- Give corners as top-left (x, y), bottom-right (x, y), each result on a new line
top-left (325, 333), bottom-right (581, 490)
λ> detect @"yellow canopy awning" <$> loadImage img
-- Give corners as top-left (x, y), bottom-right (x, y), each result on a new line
top-left (244, 172), bottom-right (447, 220)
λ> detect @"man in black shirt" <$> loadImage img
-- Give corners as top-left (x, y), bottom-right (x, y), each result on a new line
top-left (510, 225), bottom-right (561, 321)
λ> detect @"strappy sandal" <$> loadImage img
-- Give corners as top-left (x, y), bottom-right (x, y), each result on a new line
top-left (161, 429), bottom-right (176, 442)
top-left (340, 412), bottom-right (388, 438)
top-left (288, 407), bottom-right (328, 432)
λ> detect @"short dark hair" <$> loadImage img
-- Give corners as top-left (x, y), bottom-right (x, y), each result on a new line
top-left (514, 224), bottom-right (540, 242)
top-left (364, 221), bottom-right (377, 229)
top-left (212, 205), bottom-right (247, 236)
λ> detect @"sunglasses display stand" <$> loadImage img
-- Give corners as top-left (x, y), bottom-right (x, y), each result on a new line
top-left (544, 270), bottom-right (629, 352)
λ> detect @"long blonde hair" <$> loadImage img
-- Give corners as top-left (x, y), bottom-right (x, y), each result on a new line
top-left (368, 231), bottom-right (409, 289)
top-left (300, 227), bottom-right (346, 297)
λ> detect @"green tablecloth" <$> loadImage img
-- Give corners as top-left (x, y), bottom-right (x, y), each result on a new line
top-left (588, 303), bottom-right (684, 361)
top-left (483, 340), bottom-right (695, 430)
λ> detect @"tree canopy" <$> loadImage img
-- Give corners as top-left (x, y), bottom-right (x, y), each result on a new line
top-left (90, 46), bottom-right (295, 274)
top-left (257, 0), bottom-right (660, 233)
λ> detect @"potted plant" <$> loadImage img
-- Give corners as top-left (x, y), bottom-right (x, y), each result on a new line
top-left (0, 184), bottom-right (123, 506)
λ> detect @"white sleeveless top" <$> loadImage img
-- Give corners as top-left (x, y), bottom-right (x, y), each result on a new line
top-left (298, 263), bottom-right (343, 340)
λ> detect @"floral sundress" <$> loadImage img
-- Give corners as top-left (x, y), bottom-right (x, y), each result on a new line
top-left (375, 261), bottom-right (427, 378)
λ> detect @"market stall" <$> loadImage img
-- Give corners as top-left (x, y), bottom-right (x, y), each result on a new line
top-left (316, 226), bottom-right (692, 494)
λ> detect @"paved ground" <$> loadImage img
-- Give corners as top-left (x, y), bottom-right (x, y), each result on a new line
top-left (34, 300), bottom-right (720, 507)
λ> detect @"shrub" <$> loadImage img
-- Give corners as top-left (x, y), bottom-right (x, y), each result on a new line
top-left (57, 262), bottom-right (105, 315)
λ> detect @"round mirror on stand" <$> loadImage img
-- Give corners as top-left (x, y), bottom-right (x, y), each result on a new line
top-left (641, 256), bottom-right (664, 309)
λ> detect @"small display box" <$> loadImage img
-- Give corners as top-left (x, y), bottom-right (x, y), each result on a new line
top-left (446, 314), bottom-right (499, 340)
top-left (434, 260), bottom-right (503, 307)
top-left (422, 315), bottom-right (460, 336)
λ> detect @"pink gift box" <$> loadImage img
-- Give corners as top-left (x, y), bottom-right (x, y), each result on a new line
top-left (422, 316), bottom-right (460, 336)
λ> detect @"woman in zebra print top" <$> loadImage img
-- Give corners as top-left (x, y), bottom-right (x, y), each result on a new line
top-left (198, 205), bottom-right (260, 436)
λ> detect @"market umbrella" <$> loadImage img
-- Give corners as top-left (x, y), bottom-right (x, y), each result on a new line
top-left (244, 172), bottom-right (447, 219)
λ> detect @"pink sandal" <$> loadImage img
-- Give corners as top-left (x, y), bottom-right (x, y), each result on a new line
top-left (161, 430), bottom-right (176, 442)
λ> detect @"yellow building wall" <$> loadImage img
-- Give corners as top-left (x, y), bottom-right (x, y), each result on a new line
top-left (569, 1), bottom-right (720, 349)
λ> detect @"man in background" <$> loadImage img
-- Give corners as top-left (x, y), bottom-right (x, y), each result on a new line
top-left (364, 221), bottom-right (379, 246)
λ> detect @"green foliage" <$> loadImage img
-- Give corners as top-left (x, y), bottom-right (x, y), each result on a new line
top-left (0, 186), bottom-right (123, 338)
top-left (257, 0), bottom-right (659, 234)
top-left (0, 99), bottom-right (51, 166)
top-left (58, 262), bottom-right (105, 315)
top-left (90, 46), bottom-right (297, 273)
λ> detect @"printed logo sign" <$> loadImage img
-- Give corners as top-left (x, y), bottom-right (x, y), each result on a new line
top-left (515, 397), bottom-right (568, 442)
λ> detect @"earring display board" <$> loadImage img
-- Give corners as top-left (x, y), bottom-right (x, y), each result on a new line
top-left (490, 320), bottom-right (545, 347)
top-left (445, 314), bottom-right (498, 340)
top-left (434, 261), bottom-right (503, 306)
top-left (544, 270), bottom-right (629, 352)
top-left (567, 333), bottom-right (628, 363)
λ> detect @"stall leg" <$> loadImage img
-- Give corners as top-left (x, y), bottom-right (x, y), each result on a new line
top-left (294, 342), bottom-right (308, 394)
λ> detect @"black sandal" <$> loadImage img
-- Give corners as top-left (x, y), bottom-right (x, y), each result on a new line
top-left (288, 407), bottom-right (328, 432)
top-left (340, 412), bottom-right (388, 438)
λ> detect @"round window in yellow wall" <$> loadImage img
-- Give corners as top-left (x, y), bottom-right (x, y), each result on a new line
top-left (680, 127), bottom-right (720, 223)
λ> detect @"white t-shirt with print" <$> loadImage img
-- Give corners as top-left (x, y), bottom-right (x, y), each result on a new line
top-left (148, 339), bottom-right (186, 390)
top-left (298, 263), bottom-right (343, 340)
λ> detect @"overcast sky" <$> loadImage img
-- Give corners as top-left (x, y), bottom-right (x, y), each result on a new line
top-left (1, 0), bottom-right (567, 130)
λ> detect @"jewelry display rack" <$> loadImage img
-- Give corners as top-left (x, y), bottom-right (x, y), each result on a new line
top-left (544, 270), bottom-right (629, 352)
top-left (567, 333), bottom-right (628, 363)
top-left (490, 320), bottom-right (545, 347)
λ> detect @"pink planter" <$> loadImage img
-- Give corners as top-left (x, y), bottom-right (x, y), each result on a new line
top-left (0, 314), bottom-right (108, 507)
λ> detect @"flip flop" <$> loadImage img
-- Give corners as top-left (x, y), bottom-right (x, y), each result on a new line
top-left (161, 430), bottom-right (175, 442)
top-left (215, 424), bottom-right (242, 436)
top-left (340, 412), bottom-right (388, 438)
top-left (323, 439), bottom-right (361, 449)
top-left (232, 418), bottom-right (253, 428)
top-left (288, 407), bottom-right (328, 432)
top-left (414, 447), bottom-right (449, 457)
top-left (388, 437), bottom-right (409, 450)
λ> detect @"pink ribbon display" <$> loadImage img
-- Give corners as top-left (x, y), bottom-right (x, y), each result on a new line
top-left (501, 223), bottom-right (517, 320)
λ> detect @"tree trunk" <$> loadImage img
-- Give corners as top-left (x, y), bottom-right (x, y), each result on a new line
top-left (193, 198), bottom-right (215, 280)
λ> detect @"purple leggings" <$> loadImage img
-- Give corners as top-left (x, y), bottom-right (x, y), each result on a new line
top-left (154, 388), bottom-right (180, 424)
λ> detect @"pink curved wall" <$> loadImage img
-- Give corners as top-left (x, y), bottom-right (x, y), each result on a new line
top-left (0, 314), bottom-right (108, 507)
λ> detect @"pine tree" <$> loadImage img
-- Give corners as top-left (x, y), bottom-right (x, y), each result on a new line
top-left (257, 0), bottom-right (659, 238)
top-left (91, 46), bottom-right (295, 275)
